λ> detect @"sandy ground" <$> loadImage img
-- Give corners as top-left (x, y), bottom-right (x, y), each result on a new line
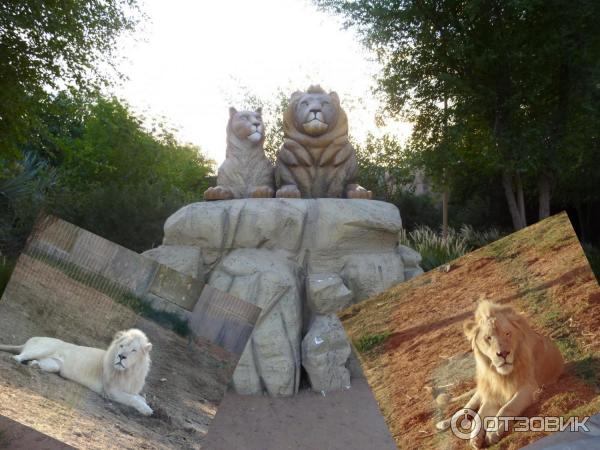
top-left (0, 318), bottom-right (233, 450)
top-left (341, 213), bottom-right (600, 449)
top-left (0, 415), bottom-right (75, 450)
top-left (0, 255), bottom-right (237, 450)
top-left (0, 378), bottom-right (397, 450)
top-left (204, 379), bottom-right (398, 450)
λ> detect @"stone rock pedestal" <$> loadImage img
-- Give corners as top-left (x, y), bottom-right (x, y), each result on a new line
top-left (143, 199), bottom-right (422, 396)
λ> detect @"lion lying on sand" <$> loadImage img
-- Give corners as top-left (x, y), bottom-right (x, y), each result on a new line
top-left (437, 301), bottom-right (564, 448)
top-left (0, 329), bottom-right (153, 416)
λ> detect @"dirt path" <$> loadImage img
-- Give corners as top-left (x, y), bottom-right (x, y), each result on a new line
top-left (341, 213), bottom-right (600, 449)
top-left (204, 379), bottom-right (398, 450)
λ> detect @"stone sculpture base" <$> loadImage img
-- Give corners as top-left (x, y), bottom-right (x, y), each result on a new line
top-left (143, 198), bottom-right (423, 396)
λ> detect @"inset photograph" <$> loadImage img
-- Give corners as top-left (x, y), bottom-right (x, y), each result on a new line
top-left (0, 215), bottom-right (260, 450)
top-left (340, 212), bottom-right (600, 449)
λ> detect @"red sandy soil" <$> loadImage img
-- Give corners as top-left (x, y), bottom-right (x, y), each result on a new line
top-left (340, 212), bottom-right (600, 450)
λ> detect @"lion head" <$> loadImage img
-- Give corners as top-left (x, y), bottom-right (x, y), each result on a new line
top-left (229, 107), bottom-right (264, 144)
top-left (464, 302), bottom-right (534, 377)
top-left (103, 328), bottom-right (152, 395)
top-left (108, 329), bottom-right (152, 372)
top-left (289, 85), bottom-right (341, 137)
top-left (463, 301), bottom-right (528, 376)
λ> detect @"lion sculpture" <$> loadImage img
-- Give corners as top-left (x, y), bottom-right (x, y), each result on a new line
top-left (275, 85), bottom-right (372, 199)
top-left (0, 329), bottom-right (154, 416)
top-left (437, 301), bottom-right (564, 448)
top-left (204, 107), bottom-right (274, 200)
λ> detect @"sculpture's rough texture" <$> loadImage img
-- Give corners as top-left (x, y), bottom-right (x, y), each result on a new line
top-left (204, 108), bottom-right (274, 201)
top-left (146, 198), bottom-right (422, 396)
top-left (306, 274), bottom-right (352, 315)
top-left (398, 244), bottom-right (425, 281)
top-left (142, 245), bottom-right (204, 280)
top-left (274, 86), bottom-right (372, 199)
top-left (302, 314), bottom-right (351, 392)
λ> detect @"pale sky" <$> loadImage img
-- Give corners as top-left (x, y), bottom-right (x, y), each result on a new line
top-left (116, 0), bottom-right (411, 165)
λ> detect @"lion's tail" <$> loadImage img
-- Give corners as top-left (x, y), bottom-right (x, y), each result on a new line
top-left (0, 344), bottom-right (24, 354)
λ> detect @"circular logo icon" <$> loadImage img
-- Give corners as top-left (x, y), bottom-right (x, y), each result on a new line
top-left (450, 408), bottom-right (481, 440)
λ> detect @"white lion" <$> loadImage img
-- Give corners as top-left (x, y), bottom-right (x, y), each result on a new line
top-left (0, 329), bottom-right (153, 416)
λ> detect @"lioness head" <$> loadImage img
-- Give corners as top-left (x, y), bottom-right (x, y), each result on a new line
top-left (464, 301), bottom-right (526, 376)
top-left (290, 85), bottom-right (340, 137)
top-left (229, 107), bottom-right (264, 143)
top-left (110, 329), bottom-right (152, 372)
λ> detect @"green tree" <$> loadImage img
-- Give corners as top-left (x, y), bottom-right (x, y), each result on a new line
top-left (1, 92), bottom-right (214, 254)
top-left (0, 0), bottom-right (141, 159)
top-left (317, 0), bottom-right (600, 231)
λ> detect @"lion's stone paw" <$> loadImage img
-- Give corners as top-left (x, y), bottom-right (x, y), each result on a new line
top-left (276, 185), bottom-right (301, 198)
top-left (204, 186), bottom-right (234, 201)
top-left (250, 185), bottom-right (274, 198)
top-left (346, 184), bottom-right (373, 200)
top-left (28, 360), bottom-right (40, 368)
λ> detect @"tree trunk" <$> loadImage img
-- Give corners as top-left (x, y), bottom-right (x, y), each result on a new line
top-left (502, 170), bottom-right (526, 230)
top-left (442, 190), bottom-right (449, 240)
top-left (538, 173), bottom-right (552, 220)
top-left (515, 172), bottom-right (527, 227)
top-left (575, 201), bottom-right (587, 242)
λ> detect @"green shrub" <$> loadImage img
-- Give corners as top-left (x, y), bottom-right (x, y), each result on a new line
top-left (355, 332), bottom-right (391, 353)
top-left (400, 225), bottom-right (504, 271)
top-left (393, 191), bottom-right (441, 230)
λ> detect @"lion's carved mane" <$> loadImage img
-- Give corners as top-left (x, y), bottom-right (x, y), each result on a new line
top-left (275, 85), bottom-right (371, 199)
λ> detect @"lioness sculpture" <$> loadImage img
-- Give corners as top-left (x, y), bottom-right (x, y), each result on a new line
top-left (0, 329), bottom-right (154, 416)
top-left (437, 301), bottom-right (564, 448)
top-left (204, 107), bottom-right (274, 200)
top-left (275, 85), bottom-right (372, 199)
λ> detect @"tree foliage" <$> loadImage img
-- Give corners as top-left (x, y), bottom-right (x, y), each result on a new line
top-left (317, 0), bottom-right (600, 233)
top-left (1, 93), bottom-right (214, 254)
top-left (0, 0), bottom-right (141, 158)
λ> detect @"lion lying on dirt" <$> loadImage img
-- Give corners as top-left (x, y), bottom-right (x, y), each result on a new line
top-left (437, 301), bottom-right (564, 448)
top-left (0, 329), bottom-right (153, 416)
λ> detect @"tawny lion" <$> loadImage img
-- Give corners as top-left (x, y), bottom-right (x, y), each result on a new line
top-left (437, 301), bottom-right (564, 448)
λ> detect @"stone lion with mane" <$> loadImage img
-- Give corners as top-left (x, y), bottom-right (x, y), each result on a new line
top-left (204, 107), bottom-right (274, 200)
top-left (437, 301), bottom-right (564, 448)
top-left (275, 85), bottom-right (372, 199)
top-left (0, 328), bottom-right (154, 416)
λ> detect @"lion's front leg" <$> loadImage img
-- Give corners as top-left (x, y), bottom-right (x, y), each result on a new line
top-left (106, 389), bottom-right (153, 416)
top-left (485, 386), bottom-right (535, 447)
top-left (470, 402), bottom-right (499, 449)
top-left (249, 185), bottom-right (274, 198)
top-left (204, 185), bottom-right (234, 201)
top-left (436, 389), bottom-right (481, 431)
top-left (275, 184), bottom-right (301, 198)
